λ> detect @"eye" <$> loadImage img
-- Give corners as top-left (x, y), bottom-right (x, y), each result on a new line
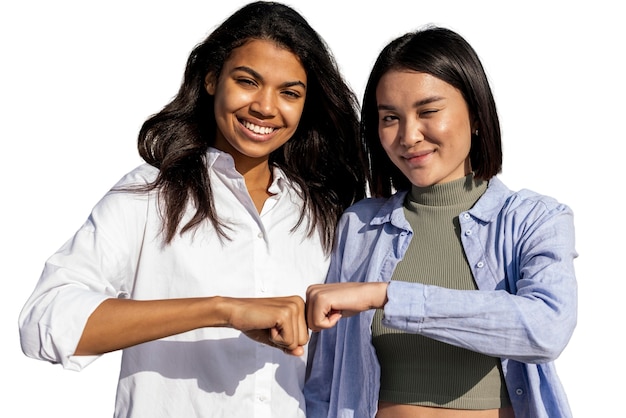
top-left (380, 114), bottom-right (399, 124)
top-left (419, 109), bottom-right (439, 117)
top-left (281, 89), bottom-right (303, 100)
top-left (236, 77), bottom-right (258, 88)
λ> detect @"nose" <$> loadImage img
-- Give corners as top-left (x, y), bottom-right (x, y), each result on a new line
top-left (250, 88), bottom-right (277, 117)
top-left (399, 118), bottom-right (423, 148)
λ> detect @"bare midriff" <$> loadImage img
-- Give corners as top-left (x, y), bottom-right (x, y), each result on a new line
top-left (376, 402), bottom-right (515, 418)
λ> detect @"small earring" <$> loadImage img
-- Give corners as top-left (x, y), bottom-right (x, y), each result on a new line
top-left (474, 129), bottom-right (479, 136)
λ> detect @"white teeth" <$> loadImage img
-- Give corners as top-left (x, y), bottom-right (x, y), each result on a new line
top-left (242, 120), bottom-right (275, 135)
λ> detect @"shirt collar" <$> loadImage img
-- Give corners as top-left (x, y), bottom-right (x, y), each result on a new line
top-left (369, 176), bottom-right (512, 229)
top-left (467, 177), bottom-right (512, 223)
top-left (370, 190), bottom-right (410, 230)
top-left (206, 147), bottom-right (288, 194)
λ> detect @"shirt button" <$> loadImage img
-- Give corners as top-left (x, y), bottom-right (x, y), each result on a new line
top-left (465, 230), bottom-right (472, 236)
top-left (257, 232), bottom-right (264, 239)
top-left (477, 261), bottom-right (484, 268)
top-left (515, 388), bottom-right (524, 396)
top-left (463, 213), bottom-right (471, 219)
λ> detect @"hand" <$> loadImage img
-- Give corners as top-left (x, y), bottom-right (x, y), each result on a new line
top-left (227, 296), bottom-right (308, 356)
top-left (306, 282), bottom-right (389, 332)
top-left (242, 329), bottom-right (305, 356)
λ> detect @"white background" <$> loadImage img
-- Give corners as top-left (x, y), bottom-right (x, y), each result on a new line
top-left (2, 1), bottom-right (622, 416)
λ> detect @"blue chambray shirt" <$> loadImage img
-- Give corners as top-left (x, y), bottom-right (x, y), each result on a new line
top-left (304, 177), bottom-right (577, 418)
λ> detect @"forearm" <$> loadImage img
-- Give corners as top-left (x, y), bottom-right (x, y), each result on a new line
top-left (75, 296), bottom-right (227, 355)
top-left (383, 281), bottom-right (575, 363)
top-left (75, 294), bottom-right (308, 356)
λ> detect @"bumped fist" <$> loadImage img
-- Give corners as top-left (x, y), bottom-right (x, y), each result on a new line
top-left (305, 282), bottom-right (389, 332)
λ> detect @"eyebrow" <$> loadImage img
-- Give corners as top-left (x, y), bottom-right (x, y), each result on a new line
top-left (232, 65), bottom-right (306, 90)
top-left (377, 96), bottom-right (445, 111)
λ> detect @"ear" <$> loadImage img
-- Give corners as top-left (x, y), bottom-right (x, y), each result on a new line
top-left (205, 73), bottom-right (216, 95)
top-left (471, 119), bottom-right (480, 136)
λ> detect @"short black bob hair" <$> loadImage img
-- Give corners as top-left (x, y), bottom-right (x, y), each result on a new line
top-left (362, 26), bottom-right (502, 196)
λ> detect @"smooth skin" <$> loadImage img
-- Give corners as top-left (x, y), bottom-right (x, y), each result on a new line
top-left (377, 71), bottom-right (473, 187)
top-left (206, 39), bottom-right (307, 212)
top-left (76, 39), bottom-right (310, 358)
top-left (306, 71), bottom-right (514, 417)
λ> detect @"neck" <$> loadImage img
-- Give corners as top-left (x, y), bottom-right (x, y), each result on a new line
top-left (238, 161), bottom-right (274, 214)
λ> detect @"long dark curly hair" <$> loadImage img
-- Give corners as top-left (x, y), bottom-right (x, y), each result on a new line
top-left (134, 2), bottom-right (369, 252)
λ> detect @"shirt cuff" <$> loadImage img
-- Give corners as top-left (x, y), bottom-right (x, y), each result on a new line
top-left (381, 281), bottom-right (426, 333)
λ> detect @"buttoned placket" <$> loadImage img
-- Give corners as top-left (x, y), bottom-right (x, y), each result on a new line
top-left (252, 187), bottom-right (281, 418)
top-left (221, 155), bottom-right (279, 417)
top-left (459, 211), bottom-right (490, 288)
top-left (459, 210), bottom-right (529, 412)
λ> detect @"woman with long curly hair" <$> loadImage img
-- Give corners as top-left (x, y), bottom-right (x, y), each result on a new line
top-left (19, 2), bottom-right (368, 417)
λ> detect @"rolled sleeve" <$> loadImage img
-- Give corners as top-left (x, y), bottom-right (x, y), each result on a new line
top-left (18, 172), bottom-right (148, 370)
top-left (23, 288), bottom-right (111, 370)
top-left (382, 281), bottom-right (426, 332)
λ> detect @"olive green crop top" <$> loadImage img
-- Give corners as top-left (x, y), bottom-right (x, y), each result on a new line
top-left (371, 175), bottom-right (511, 409)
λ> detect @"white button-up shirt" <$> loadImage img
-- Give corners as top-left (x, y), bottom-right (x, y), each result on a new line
top-left (19, 148), bottom-right (330, 418)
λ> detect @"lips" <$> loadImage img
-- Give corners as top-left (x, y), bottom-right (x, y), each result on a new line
top-left (403, 149), bottom-right (434, 161)
top-left (240, 119), bottom-right (277, 135)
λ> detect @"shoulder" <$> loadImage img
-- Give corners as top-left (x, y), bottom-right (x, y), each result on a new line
top-left (91, 164), bottom-right (159, 222)
top-left (345, 196), bottom-right (389, 215)
top-left (112, 163), bottom-right (160, 188)
top-left (341, 196), bottom-right (393, 222)
top-left (504, 185), bottom-right (573, 220)
top-left (337, 192), bottom-right (407, 231)
top-left (471, 178), bottom-right (575, 249)
top-left (475, 177), bottom-right (573, 222)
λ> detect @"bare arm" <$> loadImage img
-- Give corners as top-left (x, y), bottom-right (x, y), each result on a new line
top-left (306, 282), bottom-right (388, 332)
top-left (76, 295), bottom-right (309, 356)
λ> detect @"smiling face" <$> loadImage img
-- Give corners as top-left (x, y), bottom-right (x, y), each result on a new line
top-left (376, 70), bottom-right (474, 188)
top-left (206, 39), bottom-right (307, 171)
